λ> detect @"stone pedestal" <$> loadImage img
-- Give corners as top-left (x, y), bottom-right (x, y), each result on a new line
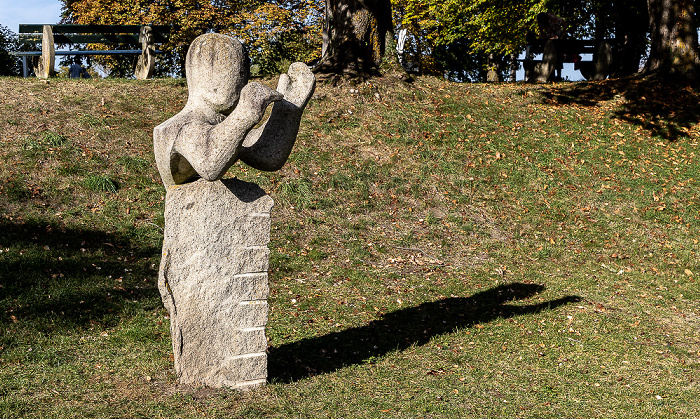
top-left (158, 178), bottom-right (273, 389)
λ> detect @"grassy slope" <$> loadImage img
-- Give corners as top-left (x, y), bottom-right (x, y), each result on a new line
top-left (0, 75), bottom-right (699, 418)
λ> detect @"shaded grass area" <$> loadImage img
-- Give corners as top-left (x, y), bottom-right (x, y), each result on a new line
top-left (0, 75), bottom-right (699, 417)
top-left (540, 72), bottom-right (700, 140)
top-left (0, 219), bottom-right (159, 329)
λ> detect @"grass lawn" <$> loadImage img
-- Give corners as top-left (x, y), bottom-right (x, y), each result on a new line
top-left (0, 73), bottom-right (699, 418)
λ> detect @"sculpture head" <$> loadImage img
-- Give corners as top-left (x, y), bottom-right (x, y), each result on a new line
top-left (186, 33), bottom-right (249, 114)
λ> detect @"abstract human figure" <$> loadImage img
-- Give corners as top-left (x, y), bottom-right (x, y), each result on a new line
top-left (154, 33), bottom-right (315, 186)
top-left (536, 12), bottom-right (567, 81)
top-left (153, 33), bottom-right (314, 389)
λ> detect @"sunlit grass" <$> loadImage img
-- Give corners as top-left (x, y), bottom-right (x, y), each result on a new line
top-left (0, 75), bottom-right (698, 417)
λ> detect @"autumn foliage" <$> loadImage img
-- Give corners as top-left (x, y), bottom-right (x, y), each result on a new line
top-left (61, 0), bottom-right (700, 81)
top-left (63, 0), bottom-right (322, 76)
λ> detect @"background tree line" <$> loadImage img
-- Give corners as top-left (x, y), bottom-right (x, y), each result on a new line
top-left (0, 0), bottom-right (698, 81)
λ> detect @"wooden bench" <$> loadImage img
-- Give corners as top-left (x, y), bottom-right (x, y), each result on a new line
top-left (14, 24), bottom-right (169, 79)
top-left (523, 38), bottom-right (614, 82)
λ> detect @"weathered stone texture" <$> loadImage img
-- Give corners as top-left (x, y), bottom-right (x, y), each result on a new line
top-left (158, 178), bottom-right (274, 389)
top-left (153, 32), bottom-right (314, 389)
top-left (153, 34), bottom-right (315, 188)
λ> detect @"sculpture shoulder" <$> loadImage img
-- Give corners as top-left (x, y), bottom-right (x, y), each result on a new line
top-left (154, 110), bottom-right (189, 141)
top-left (154, 108), bottom-right (216, 144)
top-left (153, 109), bottom-right (208, 156)
top-left (153, 110), bottom-right (197, 187)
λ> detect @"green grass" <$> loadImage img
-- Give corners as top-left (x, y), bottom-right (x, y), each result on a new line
top-left (83, 174), bottom-right (118, 193)
top-left (0, 75), bottom-right (699, 417)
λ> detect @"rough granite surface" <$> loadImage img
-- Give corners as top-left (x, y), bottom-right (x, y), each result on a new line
top-left (153, 33), bottom-right (315, 187)
top-left (158, 178), bottom-right (274, 388)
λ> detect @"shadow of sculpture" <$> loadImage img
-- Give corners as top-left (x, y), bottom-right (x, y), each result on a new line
top-left (268, 282), bottom-right (580, 383)
top-left (538, 72), bottom-right (700, 141)
top-left (0, 218), bottom-right (161, 331)
top-left (222, 178), bottom-right (267, 204)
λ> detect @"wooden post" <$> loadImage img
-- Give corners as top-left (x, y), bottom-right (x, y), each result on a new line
top-left (34, 25), bottom-right (55, 79)
top-left (524, 44), bottom-right (535, 82)
top-left (509, 53), bottom-right (518, 82)
top-left (135, 26), bottom-right (155, 80)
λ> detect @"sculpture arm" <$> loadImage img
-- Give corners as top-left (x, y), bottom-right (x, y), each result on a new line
top-left (239, 63), bottom-right (316, 171)
top-left (174, 83), bottom-right (282, 182)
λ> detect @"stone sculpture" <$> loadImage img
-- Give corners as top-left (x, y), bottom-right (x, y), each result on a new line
top-left (153, 33), bottom-right (315, 389)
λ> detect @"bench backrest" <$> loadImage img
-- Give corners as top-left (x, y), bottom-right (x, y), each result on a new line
top-left (18, 24), bottom-right (170, 45)
top-left (526, 38), bottom-right (615, 55)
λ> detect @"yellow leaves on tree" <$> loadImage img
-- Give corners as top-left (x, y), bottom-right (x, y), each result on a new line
top-left (395, 0), bottom-right (545, 56)
top-left (65, 0), bottom-right (321, 76)
top-left (228, 0), bottom-right (322, 75)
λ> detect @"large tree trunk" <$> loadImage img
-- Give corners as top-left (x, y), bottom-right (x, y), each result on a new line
top-left (611, 0), bottom-right (648, 77)
top-left (314, 0), bottom-right (393, 76)
top-left (645, 0), bottom-right (699, 77)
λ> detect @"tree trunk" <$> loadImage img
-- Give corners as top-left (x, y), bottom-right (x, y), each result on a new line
top-left (509, 53), bottom-right (518, 82)
top-left (314, 0), bottom-right (393, 76)
top-left (486, 53), bottom-right (500, 82)
top-left (611, 0), bottom-right (648, 77)
top-left (645, 0), bottom-right (699, 77)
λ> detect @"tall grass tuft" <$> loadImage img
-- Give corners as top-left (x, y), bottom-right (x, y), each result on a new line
top-left (83, 174), bottom-right (118, 193)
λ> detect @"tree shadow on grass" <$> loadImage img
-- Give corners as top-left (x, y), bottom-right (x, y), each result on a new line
top-left (268, 283), bottom-right (580, 383)
top-left (0, 218), bottom-right (161, 332)
top-left (538, 72), bottom-right (700, 141)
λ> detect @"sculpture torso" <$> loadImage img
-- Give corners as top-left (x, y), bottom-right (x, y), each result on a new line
top-left (153, 33), bottom-right (315, 188)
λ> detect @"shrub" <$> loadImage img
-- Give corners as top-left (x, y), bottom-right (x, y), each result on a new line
top-left (0, 24), bottom-right (21, 76)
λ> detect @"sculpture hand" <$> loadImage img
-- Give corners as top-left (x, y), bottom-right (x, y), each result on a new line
top-left (237, 82), bottom-right (283, 121)
top-left (237, 63), bottom-right (316, 171)
top-left (276, 63), bottom-right (316, 109)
